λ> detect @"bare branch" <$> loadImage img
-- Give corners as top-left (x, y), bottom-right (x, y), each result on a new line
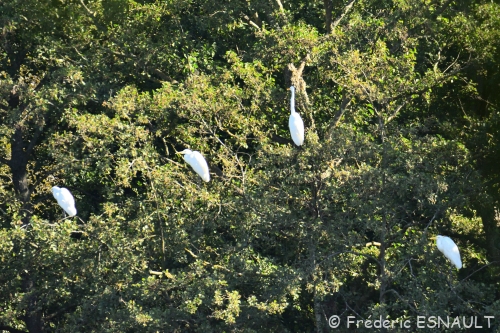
top-left (383, 289), bottom-right (420, 314)
top-left (442, 51), bottom-right (462, 74)
top-left (331, 0), bottom-right (357, 32)
top-left (333, 92), bottom-right (352, 127)
top-left (424, 209), bottom-right (440, 233)
top-left (242, 15), bottom-right (261, 31)
top-left (275, 0), bottom-right (284, 12)
top-left (339, 291), bottom-right (365, 319)
top-left (326, 92), bottom-right (352, 140)
top-left (459, 261), bottom-right (500, 284)
top-left (386, 101), bottom-right (407, 123)
top-left (78, 0), bottom-right (94, 16)
top-left (150, 68), bottom-right (178, 83)
top-left (73, 46), bottom-right (87, 61)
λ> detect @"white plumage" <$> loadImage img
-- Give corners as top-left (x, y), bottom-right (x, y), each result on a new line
top-left (288, 86), bottom-right (305, 146)
top-left (436, 235), bottom-right (462, 269)
top-left (179, 149), bottom-right (210, 182)
top-left (51, 186), bottom-right (77, 217)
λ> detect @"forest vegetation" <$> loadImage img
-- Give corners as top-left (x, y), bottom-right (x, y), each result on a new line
top-left (1, 0), bottom-right (500, 332)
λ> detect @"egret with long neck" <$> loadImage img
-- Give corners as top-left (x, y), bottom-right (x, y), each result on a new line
top-left (288, 86), bottom-right (305, 146)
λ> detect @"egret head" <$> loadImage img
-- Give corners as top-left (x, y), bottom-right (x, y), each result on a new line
top-left (288, 86), bottom-right (296, 114)
top-left (430, 235), bottom-right (441, 243)
top-left (51, 186), bottom-right (60, 193)
top-left (178, 149), bottom-right (193, 155)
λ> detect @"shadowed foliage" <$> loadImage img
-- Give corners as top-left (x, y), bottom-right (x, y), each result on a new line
top-left (1, 0), bottom-right (499, 332)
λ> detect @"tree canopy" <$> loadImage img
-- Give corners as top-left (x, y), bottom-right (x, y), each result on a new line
top-left (1, 0), bottom-right (500, 332)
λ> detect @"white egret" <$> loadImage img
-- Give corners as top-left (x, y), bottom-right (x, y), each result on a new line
top-left (288, 86), bottom-right (305, 146)
top-left (51, 186), bottom-right (77, 217)
top-left (436, 235), bottom-right (462, 269)
top-left (178, 149), bottom-right (210, 182)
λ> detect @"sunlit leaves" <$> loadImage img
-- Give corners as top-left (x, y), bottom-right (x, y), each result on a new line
top-left (1, 0), bottom-right (500, 332)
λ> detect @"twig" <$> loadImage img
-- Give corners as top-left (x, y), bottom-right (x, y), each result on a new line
top-left (424, 209), bottom-right (440, 233)
top-left (459, 261), bottom-right (500, 284)
top-left (73, 46), bottom-right (88, 61)
top-left (78, 0), bottom-right (94, 16)
top-left (339, 291), bottom-right (364, 319)
top-left (383, 289), bottom-right (420, 314)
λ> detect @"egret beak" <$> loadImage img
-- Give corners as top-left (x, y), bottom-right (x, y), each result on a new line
top-left (430, 236), bottom-right (437, 240)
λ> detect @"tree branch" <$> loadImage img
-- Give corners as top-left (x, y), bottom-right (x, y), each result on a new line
top-left (383, 289), bottom-right (420, 314)
top-left (326, 92), bottom-right (352, 140)
top-left (78, 0), bottom-right (95, 16)
top-left (459, 261), bottom-right (500, 283)
top-left (424, 208), bottom-right (440, 232)
top-left (269, 133), bottom-right (294, 145)
top-left (333, 92), bottom-right (352, 127)
top-left (275, 0), bottom-right (284, 12)
top-left (386, 101), bottom-right (407, 123)
top-left (242, 15), bottom-right (261, 30)
top-left (331, 0), bottom-right (357, 32)
top-left (44, 304), bottom-right (78, 321)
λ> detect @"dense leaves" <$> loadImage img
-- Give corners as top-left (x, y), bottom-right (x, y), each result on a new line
top-left (1, 0), bottom-right (499, 332)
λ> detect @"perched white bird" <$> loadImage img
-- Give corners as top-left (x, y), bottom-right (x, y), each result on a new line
top-left (51, 186), bottom-right (77, 217)
top-left (436, 235), bottom-right (462, 269)
top-left (178, 149), bottom-right (210, 182)
top-left (288, 86), bottom-right (305, 146)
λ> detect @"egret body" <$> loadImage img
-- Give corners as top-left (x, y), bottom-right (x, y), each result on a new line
top-left (288, 86), bottom-right (305, 146)
top-left (51, 186), bottom-right (77, 217)
top-left (179, 149), bottom-right (210, 182)
top-left (436, 235), bottom-right (462, 269)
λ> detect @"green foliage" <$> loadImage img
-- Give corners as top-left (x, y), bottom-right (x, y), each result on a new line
top-left (1, 0), bottom-right (499, 332)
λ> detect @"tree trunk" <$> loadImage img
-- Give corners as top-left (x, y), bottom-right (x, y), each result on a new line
top-left (22, 274), bottom-right (43, 333)
top-left (10, 125), bottom-right (43, 332)
top-left (10, 126), bottom-right (33, 225)
top-left (476, 201), bottom-right (500, 263)
top-left (314, 290), bottom-right (324, 333)
top-left (324, 0), bottom-right (332, 33)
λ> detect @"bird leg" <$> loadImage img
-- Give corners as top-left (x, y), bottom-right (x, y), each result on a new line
top-left (58, 209), bottom-right (74, 222)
